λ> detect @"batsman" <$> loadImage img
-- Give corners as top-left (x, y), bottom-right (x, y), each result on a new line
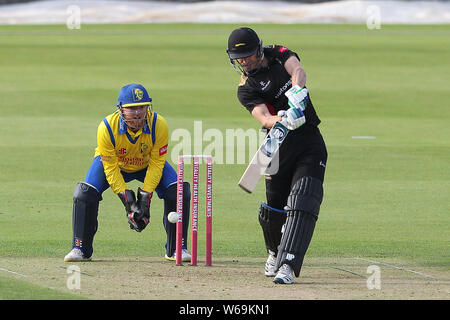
top-left (64, 83), bottom-right (191, 262)
top-left (227, 28), bottom-right (328, 284)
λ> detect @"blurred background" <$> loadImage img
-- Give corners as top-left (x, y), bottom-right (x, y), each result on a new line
top-left (1, 0), bottom-right (449, 25)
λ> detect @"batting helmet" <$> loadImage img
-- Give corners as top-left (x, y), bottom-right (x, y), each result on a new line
top-left (226, 27), bottom-right (264, 75)
top-left (116, 83), bottom-right (152, 108)
top-left (116, 84), bottom-right (153, 131)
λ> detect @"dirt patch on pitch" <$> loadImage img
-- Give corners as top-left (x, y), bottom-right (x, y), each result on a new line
top-left (1, 256), bottom-right (449, 300)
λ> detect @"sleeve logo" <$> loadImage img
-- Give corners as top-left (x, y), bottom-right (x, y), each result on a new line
top-left (159, 144), bottom-right (168, 156)
top-left (279, 46), bottom-right (288, 53)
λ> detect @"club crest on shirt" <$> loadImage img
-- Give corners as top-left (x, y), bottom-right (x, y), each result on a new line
top-left (119, 148), bottom-right (127, 155)
top-left (259, 80), bottom-right (271, 91)
top-left (140, 143), bottom-right (148, 153)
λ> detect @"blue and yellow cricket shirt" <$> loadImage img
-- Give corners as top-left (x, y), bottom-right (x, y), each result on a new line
top-left (94, 110), bottom-right (169, 194)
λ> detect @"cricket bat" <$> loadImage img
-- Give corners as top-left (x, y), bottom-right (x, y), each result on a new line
top-left (238, 121), bottom-right (289, 193)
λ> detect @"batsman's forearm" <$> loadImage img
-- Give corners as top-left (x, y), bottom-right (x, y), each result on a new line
top-left (261, 116), bottom-right (283, 130)
top-left (291, 66), bottom-right (306, 88)
top-left (251, 106), bottom-right (283, 129)
top-left (284, 55), bottom-right (306, 88)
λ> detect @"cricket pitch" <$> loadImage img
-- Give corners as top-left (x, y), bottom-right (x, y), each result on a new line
top-left (1, 256), bottom-right (448, 300)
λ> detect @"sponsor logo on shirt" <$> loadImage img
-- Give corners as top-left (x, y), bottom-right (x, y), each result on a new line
top-left (100, 155), bottom-right (112, 162)
top-left (159, 144), bottom-right (168, 156)
top-left (119, 157), bottom-right (145, 166)
top-left (275, 79), bottom-right (292, 99)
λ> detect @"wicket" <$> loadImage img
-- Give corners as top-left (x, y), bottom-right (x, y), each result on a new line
top-left (176, 155), bottom-right (213, 266)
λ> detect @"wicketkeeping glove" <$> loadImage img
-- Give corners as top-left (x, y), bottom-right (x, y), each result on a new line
top-left (118, 189), bottom-right (148, 232)
top-left (136, 187), bottom-right (152, 228)
top-left (284, 85), bottom-right (309, 111)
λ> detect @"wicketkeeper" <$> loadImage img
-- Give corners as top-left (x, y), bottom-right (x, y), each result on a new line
top-left (227, 28), bottom-right (328, 284)
top-left (64, 83), bottom-right (191, 262)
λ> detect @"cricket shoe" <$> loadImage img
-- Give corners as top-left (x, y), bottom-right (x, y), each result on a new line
top-left (264, 251), bottom-right (277, 277)
top-left (64, 248), bottom-right (91, 262)
top-left (273, 264), bottom-right (294, 284)
top-left (165, 248), bottom-right (191, 262)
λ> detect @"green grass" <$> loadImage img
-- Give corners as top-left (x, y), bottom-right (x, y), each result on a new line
top-left (0, 275), bottom-right (87, 300)
top-left (0, 24), bottom-right (449, 298)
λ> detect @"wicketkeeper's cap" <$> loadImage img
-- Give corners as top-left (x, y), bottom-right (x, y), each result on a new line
top-left (116, 83), bottom-right (152, 108)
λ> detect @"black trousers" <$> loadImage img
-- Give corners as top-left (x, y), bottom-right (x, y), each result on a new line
top-left (265, 125), bottom-right (327, 210)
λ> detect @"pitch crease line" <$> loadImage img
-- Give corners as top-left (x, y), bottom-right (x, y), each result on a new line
top-left (352, 257), bottom-right (437, 280)
top-left (0, 267), bottom-right (27, 277)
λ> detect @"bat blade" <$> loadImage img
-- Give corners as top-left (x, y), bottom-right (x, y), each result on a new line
top-left (238, 121), bottom-right (289, 193)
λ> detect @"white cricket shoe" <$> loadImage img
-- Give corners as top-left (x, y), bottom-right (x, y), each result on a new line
top-left (273, 264), bottom-right (294, 284)
top-left (165, 248), bottom-right (191, 262)
top-left (264, 252), bottom-right (277, 277)
top-left (64, 248), bottom-right (91, 262)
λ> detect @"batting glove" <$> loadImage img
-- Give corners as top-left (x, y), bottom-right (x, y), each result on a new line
top-left (285, 85), bottom-right (309, 111)
top-left (277, 107), bottom-right (305, 131)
